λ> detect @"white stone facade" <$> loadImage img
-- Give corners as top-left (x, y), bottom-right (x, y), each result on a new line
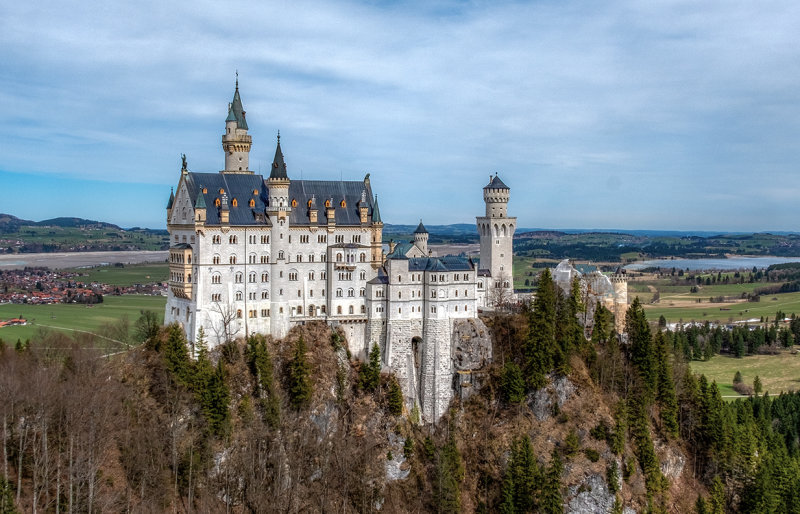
top-left (164, 84), bottom-right (514, 422)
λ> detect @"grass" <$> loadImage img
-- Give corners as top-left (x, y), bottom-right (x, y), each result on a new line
top-left (690, 351), bottom-right (800, 400)
top-left (0, 295), bottom-right (166, 342)
top-left (77, 263), bottom-right (168, 286)
top-left (642, 291), bottom-right (800, 323)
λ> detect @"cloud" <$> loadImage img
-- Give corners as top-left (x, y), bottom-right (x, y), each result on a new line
top-left (0, 0), bottom-right (799, 230)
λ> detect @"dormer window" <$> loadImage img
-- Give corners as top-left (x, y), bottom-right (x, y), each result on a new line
top-left (340, 199), bottom-right (347, 208)
top-left (308, 199), bottom-right (313, 208)
top-left (202, 187), bottom-right (208, 194)
top-left (232, 198), bottom-right (238, 207)
top-left (325, 199), bottom-right (331, 208)
top-left (291, 199), bottom-right (298, 208)
top-left (215, 198), bottom-right (221, 207)
top-left (219, 188), bottom-right (225, 194)
top-left (249, 199), bottom-right (255, 208)
top-left (253, 189), bottom-right (259, 195)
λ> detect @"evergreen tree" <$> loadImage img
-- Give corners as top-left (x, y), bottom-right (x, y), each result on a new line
top-left (501, 361), bottom-right (526, 404)
top-left (162, 323), bottom-right (192, 384)
top-left (654, 331), bottom-right (679, 437)
top-left (435, 435), bottom-right (464, 514)
top-left (539, 450), bottom-right (563, 514)
top-left (0, 477), bottom-right (17, 514)
top-left (246, 334), bottom-right (280, 426)
top-left (509, 436), bottom-right (538, 513)
top-left (733, 371), bottom-right (742, 384)
top-left (201, 360), bottom-right (231, 437)
top-left (754, 375), bottom-right (763, 395)
top-left (287, 336), bottom-right (313, 409)
top-left (625, 298), bottom-right (656, 395)
top-left (359, 343), bottom-right (382, 392)
top-left (709, 476), bottom-right (725, 514)
top-left (525, 269), bottom-right (557, 389)
top-left (592, 304), bottom-right (614, 345)
top-left (387, 376), bottom-right (403, 415)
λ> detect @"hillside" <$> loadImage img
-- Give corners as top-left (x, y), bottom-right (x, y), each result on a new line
top-left (0, 213), bottom-right (168, 253)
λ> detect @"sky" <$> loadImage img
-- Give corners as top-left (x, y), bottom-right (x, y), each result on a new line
top-left (1, 0), bottom-right (799, 231)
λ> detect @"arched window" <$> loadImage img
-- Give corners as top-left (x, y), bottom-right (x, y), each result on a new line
top-left (325, 199), bottom-right (331, 208)
top-left (291, 198), bottom-right (297, 208)
top-left (359, 253), bottom-right (366, 262)
top-left (261, 272), bottom-right (269, 282)
top-left (349, 305), bottom-right (354, 314)
top-left (340, 199), bottom-right (347, 208)
top-left (235, 272), bottom-right (243, 283)
top-left (213, 255), bottom-right (220, 264)
top-left (235, 291), bottom-right (243, 301)
top-left (361, 305), bottom-right (366, 314)
top-left (336, 288), bottom-right (343, 297)
top-left (249, 272), bottom-right (256, 283)
top-left (249, 198), bottom-right (255, 208)
top-left (278, 251), bottom-right (284, 260)
top-left (360, 288), bottom-right (365, 296)
top-left (232, 198), bottom-right (238, 207)
top-left (215, 198), bottom-right (221, 207)
top-left (348, 288), bottom-right (354, 297)
top-left (337, 306), bottom-right (342, 315)
top-left (229, 255), bottom-right (237, 264)
top-left (236, 309), bottom-right (242, 318)
top-left (297, 305), bottom-right (302, 315)
top-left (336, 253), bottom-right (343, 262)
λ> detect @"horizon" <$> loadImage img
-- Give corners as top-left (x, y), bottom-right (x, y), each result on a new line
top-left (2, 1), bottom-right (799, 232)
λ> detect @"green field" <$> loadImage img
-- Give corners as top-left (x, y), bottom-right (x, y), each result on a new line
top-left (78, 263), bottom-right (168, 286)
top-left (641, 292), bottom-right (800, 323)
top-left (0, 295), bottom-right (166, 342)
top-left (690, 351), bottom-right (800, 399)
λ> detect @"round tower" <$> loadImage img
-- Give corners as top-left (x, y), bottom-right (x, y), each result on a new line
top-left (476, 173), bottom-right (516, 299)
top-left (413, 220), bottom-right (429, 255)
top-left (610, 268), bottom-right (628, 333)
top-left (221, 77), bottom-right (253, 174)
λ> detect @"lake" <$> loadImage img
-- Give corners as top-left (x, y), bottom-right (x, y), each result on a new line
top-left (625, 256), bottom-right (800, 271)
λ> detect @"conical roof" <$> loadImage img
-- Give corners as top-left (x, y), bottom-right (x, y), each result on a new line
top-left (372, 196), bottom-right (382, 223)
top-left (414, 221), bottom-right (428, 234)
top-left (484, 173), bottom-right (509, 190)
top-left (229, 80), bottom-right (248, 130)
top-left (269, 134), bottom-right (288, 179)
top-left (195, 190), bottom-right (207, 209)
top-left (166, 188), bottom-right (174, 209)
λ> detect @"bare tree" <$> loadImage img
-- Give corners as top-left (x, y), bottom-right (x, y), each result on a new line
top-left (489, 271), bottom-right (513, 310)
top-left (210, 300), bottom-right (241, 345)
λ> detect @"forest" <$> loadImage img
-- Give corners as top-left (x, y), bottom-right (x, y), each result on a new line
top-left (2, 270), bottom-right (800, 512)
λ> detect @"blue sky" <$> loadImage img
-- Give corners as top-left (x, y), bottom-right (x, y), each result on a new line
top-left (1, 0), bottom-right (799, 231)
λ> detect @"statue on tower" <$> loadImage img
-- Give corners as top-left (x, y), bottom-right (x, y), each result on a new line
top-left (181, 153), bottom-right (187, 172)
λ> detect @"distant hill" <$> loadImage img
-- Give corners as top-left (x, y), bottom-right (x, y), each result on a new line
top-left (0, 213), bottom-right (168, 253)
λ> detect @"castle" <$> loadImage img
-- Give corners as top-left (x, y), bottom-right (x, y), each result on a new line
top-left (165, 82), bottom-right (514, 421)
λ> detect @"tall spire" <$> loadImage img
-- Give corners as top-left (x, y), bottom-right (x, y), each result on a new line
top-left (269, 132), bottom-right (288, 179)
top-left (372, 195), bottom-right (382, 223)
top-left (229, 73), bottom-right (248, 130)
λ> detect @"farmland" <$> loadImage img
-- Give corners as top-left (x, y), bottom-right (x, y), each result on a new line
top-left (690, 351), bottom-right (800, 399)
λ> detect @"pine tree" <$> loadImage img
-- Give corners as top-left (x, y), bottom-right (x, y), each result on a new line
top-left (501, 361), bottom-right (526, 404)
top-left (625, 298), bottom-right (656, 396)
top-left (510, 436), bottom-right (538, 513)
top-left (539, 450), bottom-right (563, 514)
top-left (201, 360), bottom-right (231, 437)
top-left (287, 336), bottom-right (313, 409)
top-left (525, 269), bottom-right (557, 389)
top-left (435, 435), bottom-right (464, 513)
top-left (163, 323), bottom-right (192, 384)
top-left (654, 331), bottom-right (679, 437)
top-left (387, 376), bottom-right (403, 415)
top-left (709, 475), bottom-right (725, 514)
top-left (0, 477), bottom-right (17, 514)
top-left (753, 375), bottom-right (763, 395)
top-left (359, 343), bottom-right (382, 392)
top-left (592, 304), bottom-right (614, 345)
top-left (246, 334), bottom-right (280, 426)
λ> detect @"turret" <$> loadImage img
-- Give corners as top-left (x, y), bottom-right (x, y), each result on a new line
top-left (221, 76), bottom-right (252, 174)
top-left (413, 220), bottom-right (429, 255)
top-left (266, 133), bottom-right (290, 217)
top-left (194, 190), bottom-right (207, 224)
top-left (476, 173), bottom-right (516, 304)
top-left (611, 268), bottom-right (628, 334)
top-left (483, 173), bottom-right (510, 217)
top-left (166, 188), bottom-right (174, 222)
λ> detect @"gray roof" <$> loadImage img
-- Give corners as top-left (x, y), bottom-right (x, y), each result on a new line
top-left (288, 179), bottom-right (377, 226)
top-left (414, 221), bottom-right (428, 234)
top-left (269, 136), bottom-right (288, 179)
top-left (372, 195), bottom-right (382, 223)
top-left (484, 174), bottom-right (509, 190)
top-left (229, 83), bottom-right (248, 130)
top-left (167, 188), bottom-right (174, 209)
top-left (195, 190), bottom-right (206, 209)
top-left (408, 255), bottom-right (473, 272)
top-left (183, 171), bottom-right (379, 227)
top-left (368, 267), bottom-right (389, 285)
top-left (387, 242), bottom-right (414, 258)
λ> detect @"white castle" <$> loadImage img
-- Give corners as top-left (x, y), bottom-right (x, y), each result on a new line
top-left (165, 82), bottom-right (514, 421)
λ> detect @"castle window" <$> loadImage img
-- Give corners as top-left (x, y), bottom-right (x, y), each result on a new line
top-left (336, 288), bottom-right (343, 297)
top-left (297, 254), bottom-right (302, 262)
top-left (249, 199), bottom-right (255, 208)
top-left (289, 272), bottom-right (298, 281)
top-left (278, 251), bottom-right (284, 260)
top-left (336, 253), bottom-right (343, 262)
top-left (249, 272), bottom-right (256, 283)
top-left (361, 305), bottom-right (366, 314)
top-left (360, 253), bottom-right (366, 262)
top-left (291, 199), bottom-right (297, 208)
top-left (230, 255), bottom-right (237, 264)
top-left (215, 198), bottom-right (221, 207)
top-left (253, 189), bottom-right (258, 195)
top-left (321, 305), bottom-right (326, 314)
top-left (308, 199), bottom-right (313, 208)
top-left (262, 272), bottom-right (269, 282)
top-left (309, 254), bottom-right (315, 262)
top-left (261, 235), bottom-right (268, 244)
top-left (348, 288), bottom-right (354, 297)
top-left (219, 188), bottom-right (225, 194)
top-left (235, 273), bottom-right (243, 283)
top-left (212, 235), bottom-right (221, 244)
top-left (262, 291), bottom-right (269, 299)
top-left (211, 293), bottom-right (221, 302)
top-left (249, 254), bottom-right (256, 264)
top-left (337, 306), bottom-right (342, 315)
top-left (261, 255), bottom-right (268, 264)
top-left (212, 273), bottom-right (221, 284)
top-left (203, 187), bottom-right (208, 194)
top-left (349, 305), bottom-right (354, 314)
top-left (297, 306), bottom-right (302, 314)
top-left (325, 200), bottom-right (331, 208)
top-left (237, 309), bottom-right (242, 318)
top-left (232, 198), bottom-right (238, 207)
top-left (360, 271), bottom-right (366, 280)
top-left (341, 200), bottom-right (346, 208)
top-left (229, 235), bottom-right (237, 244)
top-left (236, 292), bottom-right (243, 300)
top-left (261, 309), bottom-right (268, 317)
top-left (360, 288), bottom-right (365, 297)
top-left (308, 271), bottom-right (315, 280)
top-left (213, 255), bottom-right (220, 264)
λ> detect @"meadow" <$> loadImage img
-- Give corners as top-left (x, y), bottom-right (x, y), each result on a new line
top-left (0, 294), bottom-right (166, 342)
top-left (79, 263), bottom-right (168, 286)
top-left (690, 351), bottom-right (800, 399)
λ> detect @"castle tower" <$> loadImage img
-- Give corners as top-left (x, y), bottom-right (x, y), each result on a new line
top-left (413, 221), bottom-right (429, 255)
top-left (267, 134), bottom-right (291, 336)
top-left (610, 268), bottom-right (628, 334)
top-left (221, 77), bottom-right (253, 174)
top-left (476, 173), bottom-right (516, 295)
